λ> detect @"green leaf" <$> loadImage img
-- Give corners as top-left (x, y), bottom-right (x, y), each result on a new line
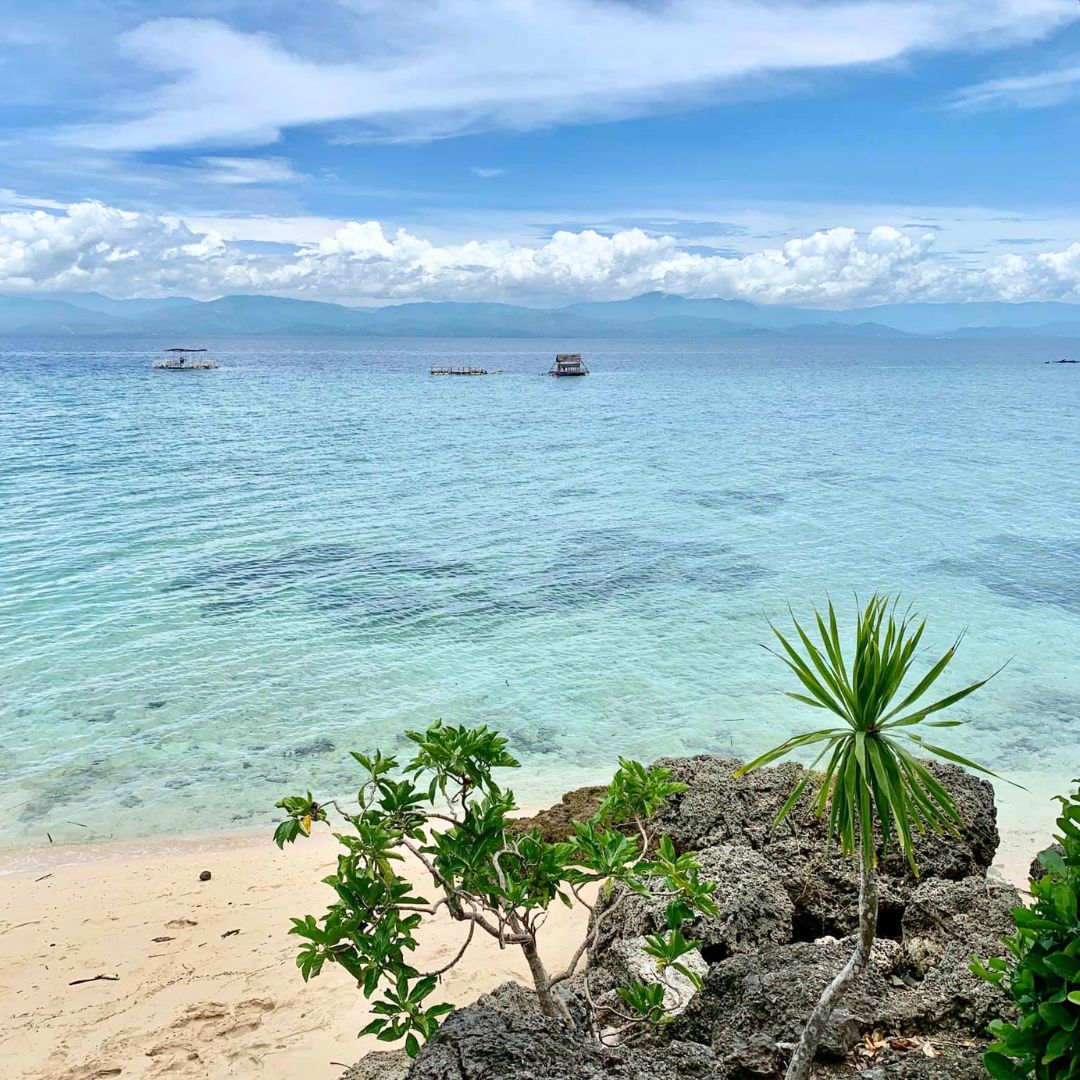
top-left (1038, 847), bottom-right (1067, 878)
top-left (983, 1052), bottom-right (1027, 1080)
top-left (1044, 952), bottom-right (1080, 980)
top-left (1043, 1028), bottom-right (1072, 1064)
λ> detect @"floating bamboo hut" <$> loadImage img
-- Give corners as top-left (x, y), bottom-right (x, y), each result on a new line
top-left (548, 353), bottom-right (589, 376)
top-left (153, 348), bottom-right (219, 370)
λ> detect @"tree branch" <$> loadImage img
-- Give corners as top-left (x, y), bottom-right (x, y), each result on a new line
top-left (424, 918), bottom-right (475, 978)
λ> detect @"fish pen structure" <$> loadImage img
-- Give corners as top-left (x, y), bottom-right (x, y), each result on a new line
top-left (153, 348), bottom-right (219, 370)
top-left (548, 353), bottom-right (589, 376)
top-left (430, 366), bottom-right (499, 376)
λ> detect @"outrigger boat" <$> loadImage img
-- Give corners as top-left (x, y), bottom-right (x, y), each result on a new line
top-left (153, 348), bottom-right (219, 370)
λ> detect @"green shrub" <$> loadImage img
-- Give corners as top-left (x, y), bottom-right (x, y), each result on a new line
top-left (738, 594), bottom-right (1002, 1080)
top-left (974, 781), bottom-right (1080, 1079)
top-left (273, 721), bottom-right (717, 1055)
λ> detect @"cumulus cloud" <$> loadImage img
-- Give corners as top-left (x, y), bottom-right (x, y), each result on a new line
top-left (2, 201), bottom-right (1080, 306)
top-left (57, 0), bottom-right (1076, 150)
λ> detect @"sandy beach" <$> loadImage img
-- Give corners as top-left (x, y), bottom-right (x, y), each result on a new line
top-left (0, 828), bottom-right (591, 1080)
top-left (0, 794), bottom-right (1056, 1080)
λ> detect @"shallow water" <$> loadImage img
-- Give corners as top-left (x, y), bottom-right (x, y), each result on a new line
top-left (1, 336), bottom-right (1078, 847)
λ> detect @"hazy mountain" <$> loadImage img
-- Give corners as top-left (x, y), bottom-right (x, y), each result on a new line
top-left (947, 321), bottom-right (1080, 340)
top-left (561, 293), bottom-right (769, 325)
top-left (780, 321), bottom-right (915, 338)
top-left (44, 292), bottom-right (197, 318)
top-left (135, 294), bottom-right (373, 333)
top-left (360, 301), bottom-right (596, 337)
top-left (0, 296), bottom-right (132, 333)
top-left (567, 294), bottom-right (1080, 334)
top-left (822, 301), bottom-right (1080, 335)
top-left (2, 290), bottom-right (1079, 339)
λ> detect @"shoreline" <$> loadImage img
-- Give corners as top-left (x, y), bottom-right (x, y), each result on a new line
top-left (0, 783), bottom-right (1064, 1080)
top-left (1, 790), bottom-right (1055, 886)
top-left (2, 766), bottom-right (1066, 878)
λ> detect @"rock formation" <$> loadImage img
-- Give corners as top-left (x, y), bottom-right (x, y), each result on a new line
top-left (349, 755), bottom-right (1022, 1079)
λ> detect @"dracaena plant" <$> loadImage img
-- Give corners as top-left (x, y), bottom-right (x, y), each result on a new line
top-left (736, 594), bottom-right (1005, 1080)
top-left (273, 721), bottom-right (717, 1057)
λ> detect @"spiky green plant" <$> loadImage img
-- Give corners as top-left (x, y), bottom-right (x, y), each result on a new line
top-left (736, 594), bottom-right (1005, 1080)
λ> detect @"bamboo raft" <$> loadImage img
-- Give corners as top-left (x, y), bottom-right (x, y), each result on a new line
top-left (430, 366), bottom-right (501, 376)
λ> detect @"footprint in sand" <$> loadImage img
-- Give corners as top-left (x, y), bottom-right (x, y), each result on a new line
top-left (220, 998), bottom-right (276, 1038)
top-left (175, 1002), bottom-right (228, 1025)
top-left (164, 918), bottom-right (198, 930)
top-left (174, 998), bottom-right (276, 1039)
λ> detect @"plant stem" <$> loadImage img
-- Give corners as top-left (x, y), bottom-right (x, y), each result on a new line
top-left (520, 938), bottom-right (560, 1020)
top-left (784, 847), bottom-right (878, 1080)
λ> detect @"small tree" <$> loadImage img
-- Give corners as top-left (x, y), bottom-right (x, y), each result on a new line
top-left (736, 594), bottom-right (1003, 1080)
top-left (273, 721), bottom-right (717, 1055)
top-left (974, 781), bottom-right (1080, 1080)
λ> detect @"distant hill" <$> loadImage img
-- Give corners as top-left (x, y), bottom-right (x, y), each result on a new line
top-left (821, 301), bottom-right (1080, 335)
top-left (780, 321), bottom-right (914, 339)
top-left (136, 294), bottom-right (373, 333)
top-left (947, 321), bottom-right (1080, 339)
top-left (0, 295), bottom-right (133, 334)
top-left (42, 292), bottom-right (197, 319)
top-left (1, 290), bottom-right (1079, 340)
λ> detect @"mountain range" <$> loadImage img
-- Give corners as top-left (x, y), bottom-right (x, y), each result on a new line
top-left (1, 291), bottom-right (1079, 340)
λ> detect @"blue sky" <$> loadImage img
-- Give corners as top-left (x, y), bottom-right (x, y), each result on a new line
top-left (1, 1), bottom-right (1079, 306)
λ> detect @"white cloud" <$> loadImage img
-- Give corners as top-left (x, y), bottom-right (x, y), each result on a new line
top-left (0, 188), bottom-right (70, 212)
top-left (56, 1), bottom-right (1076, 150)
top-left (2, 201), bottom-right (1080, 306)
top-left (194, 156), bottom-right (303, 185)
top-left (953, 57), bottom-right (1080, 109)
top-left (470, 167), bottom-right (506, 179)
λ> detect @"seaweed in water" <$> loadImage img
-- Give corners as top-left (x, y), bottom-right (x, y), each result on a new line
top-left (285, 736), bottom-right (336, 758)
top-left (681, 487), bottom-right (789, 515)
top-left (83, 708), bottom-right (117, 724)
top-left (168, 542), bottom-right (481, 619)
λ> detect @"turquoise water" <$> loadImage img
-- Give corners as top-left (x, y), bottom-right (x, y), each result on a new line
top-left (1, 336), bottom-right (1079, 848)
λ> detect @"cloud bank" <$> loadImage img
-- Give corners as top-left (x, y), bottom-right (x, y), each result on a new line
top-left (2, 201), bottom-right (1080, 306)
top-left (59, 0), bottom-right (1075, 149)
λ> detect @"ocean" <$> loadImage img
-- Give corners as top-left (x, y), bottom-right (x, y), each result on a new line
top-left (2, 335), bottom-right (1078, 848)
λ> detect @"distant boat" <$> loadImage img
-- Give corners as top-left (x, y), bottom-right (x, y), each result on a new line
top-left (1046, 358), bottom-right (1078, 364)
top-left (548, 353), bottom-right (589, 377)
top-left (153, 347), bottom-right (219, 370)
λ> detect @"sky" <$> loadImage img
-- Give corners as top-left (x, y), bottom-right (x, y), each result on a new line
top-left (1, 0), bottom-right (1080, 308)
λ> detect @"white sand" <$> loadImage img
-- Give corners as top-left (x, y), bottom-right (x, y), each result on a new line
top-left (0, 803), bottom-right (1053, 1080)
top-left (0, 829), bottom-right (590, 1080)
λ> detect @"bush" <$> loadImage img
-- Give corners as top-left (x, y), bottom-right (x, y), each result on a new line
top-left (273, 721), bottom-right (717, 1055)
top-left (974, 780), bottom-right (1080, 1080)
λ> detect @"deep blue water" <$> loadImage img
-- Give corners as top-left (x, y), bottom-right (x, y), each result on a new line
top-left (1, 336), bottom-right (1078, 847)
